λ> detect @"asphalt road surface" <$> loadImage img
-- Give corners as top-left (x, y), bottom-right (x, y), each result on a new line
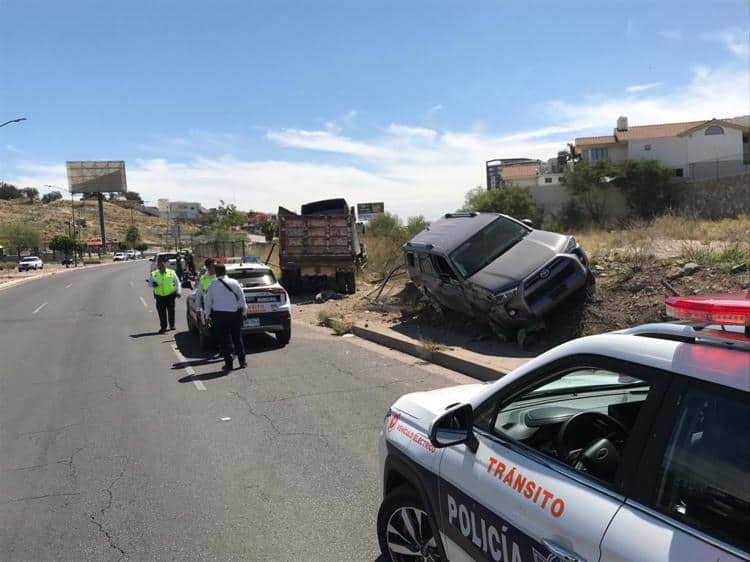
top-left (0, 261), bottom-right (471, 561)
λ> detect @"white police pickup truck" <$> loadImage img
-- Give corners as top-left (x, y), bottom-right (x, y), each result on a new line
top-left (378, 293), bottom-right (749, 562)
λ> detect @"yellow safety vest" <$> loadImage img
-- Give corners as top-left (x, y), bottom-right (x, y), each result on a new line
top-left (151, 268), bottom-right (178, 297)
top-left (200, 274), bottom-right (217, 297)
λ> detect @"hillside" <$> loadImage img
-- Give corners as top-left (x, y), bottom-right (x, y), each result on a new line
top-left (0, 199), bottom-right (198, 246)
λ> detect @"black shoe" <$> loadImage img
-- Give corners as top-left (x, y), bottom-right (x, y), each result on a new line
top-left (169, 326), bottom-right (175, 331)
top-left (223, 360), bottom-right (233, 372)
top-left (158, 328), bottom-right (167, 334)
top-left (238, 361), bottom-right (247, 369)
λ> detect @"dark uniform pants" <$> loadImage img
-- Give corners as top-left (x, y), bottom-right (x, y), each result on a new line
top-left (212, 310), bottom-right (245, 364)
top-left (155, 293), bottom-right (176, 330)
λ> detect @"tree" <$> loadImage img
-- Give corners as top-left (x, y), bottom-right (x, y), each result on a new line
top-left (0, 223), bottom-right (41, 256)
top-left (368, 212), bottom-right (405, 238)
top-left (49, 235), bottom-right (78, 255)
top-left (125, 225), bottom-right (140, 248)
top-left (0, 182), bottom-right (22, 200)
top-left (259, 219), bottom-right (278, 242)
top-left (405, 215), bottom-right (430, 237)
top-left (135, 242), bottom-right (149, 253)
top-left (19, 187), bottom-right (39, 202)
top-left (561, 160), bottom-right (619, 223)
top-left (124, 191), bottom-right (144, 204)
top-left (616, 159), bottom-right (675, 218)
top-left (41, 190), bottom-right (63, 204)
top-left (461, 185), bottom-right (539, 220)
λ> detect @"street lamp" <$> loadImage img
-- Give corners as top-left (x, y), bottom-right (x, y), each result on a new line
top-left (0, 117), bottom-right (27, 128)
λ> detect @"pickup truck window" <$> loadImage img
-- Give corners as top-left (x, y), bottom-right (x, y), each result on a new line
top-left (418, 254), bottom-right (433, 274)
top-left (433, 255), bottom-right (458, 281)
top-left (449, 216), bottom-right (529, 278)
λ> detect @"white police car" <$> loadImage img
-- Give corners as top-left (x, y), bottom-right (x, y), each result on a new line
top-left (378, 293), bottom-right (749, 562)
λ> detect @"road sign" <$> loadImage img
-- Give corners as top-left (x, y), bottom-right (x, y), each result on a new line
top-left (66, 161), bottom-right (127, 194)
top-left (357, 202), bottom-right (384, 221)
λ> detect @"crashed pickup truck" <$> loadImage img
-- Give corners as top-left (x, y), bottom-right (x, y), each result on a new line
top-left (404, 212), bottom-right (593, 340)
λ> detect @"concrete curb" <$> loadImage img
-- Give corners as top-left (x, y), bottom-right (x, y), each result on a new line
top-left (351, 325), bottom-right (511, 381)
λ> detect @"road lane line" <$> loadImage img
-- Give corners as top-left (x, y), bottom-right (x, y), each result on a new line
top-left (139, 296), bottom-right (148, 308)
top-left (65, 283), bottom-right (72, 289)
top-left (32, 302), bottom-right (48, 314)
top-left (171, 344), bottom-right (206, 391)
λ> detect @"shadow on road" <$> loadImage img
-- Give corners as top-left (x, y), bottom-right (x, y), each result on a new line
top-left (130, 331), bottom-right (163, 339)
top-left (177, 371), bottom-right (230, 383)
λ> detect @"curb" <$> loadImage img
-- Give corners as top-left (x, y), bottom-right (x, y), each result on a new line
top-left (351, 325), bottom-right (510, 381)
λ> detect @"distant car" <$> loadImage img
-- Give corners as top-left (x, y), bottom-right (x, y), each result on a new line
top-left (186, 262), bottom-right (292, 349)
top-left (126, 250), bottom-right (136, 260)
top-left (404, 212), bottom-right (593, 341)
top-left (113, 252), bottom-right (127, 261)
top-left (149, 252), bottom-right (178, 272)
top-left (61, 256), bottom-right (74, 267)
top-left (18, 256), bottom-right (43, 271)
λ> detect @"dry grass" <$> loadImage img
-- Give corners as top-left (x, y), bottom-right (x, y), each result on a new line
top-left (0, 199), bottom-right (197, 246)
top-left (417, 338), bottom-right (445, 359)
top-left (317, 308), bottom-right (353, 335)
top-left (363, 235), bottom-right (406, 279)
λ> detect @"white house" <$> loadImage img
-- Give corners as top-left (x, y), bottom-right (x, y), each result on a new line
top-left (157, 198), bottom-right (205, 220)
top-left (575, 115), bottom-right (750, 180)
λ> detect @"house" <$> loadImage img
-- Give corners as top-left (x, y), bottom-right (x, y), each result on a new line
top-left (490, 161), bottom-right (565, 189)
top-left (157, 198), bottom-right (206, 221)
top-left (575, 115), bottom-right (750, 181)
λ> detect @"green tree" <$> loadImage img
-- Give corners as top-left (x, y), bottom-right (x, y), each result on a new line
top-left (368, 212), bottom-right (405, 238)
top-left (42, 190), bottom-right (63, 204)
top-left (405, 215), bottom-right (430, 237)
top-left (259, 219), bottom-right (278, 242)
top-left (49, 235), bottom-right (78, 255)
top-left (0, 223), bottom-right (41, 256)
top-left (561, 160), bottom-right (619, 223)
top-left (0, 182), bottom-right (21, 200)
top-left (616, 159), bottom-right (675, 218)
top-left (461, 185), bottom-right (539, 220)
top-left (135, 242), bottom-right (149, 252)
top-left (19, 187), bottom-right (39, 202)
top-left (124, 191), bottom-right (144, 204)
top-left (125, 225), bottom-right (140, 248)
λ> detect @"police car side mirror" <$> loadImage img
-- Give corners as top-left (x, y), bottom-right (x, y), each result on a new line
top-left (429, 403), bottom-right (474, 448)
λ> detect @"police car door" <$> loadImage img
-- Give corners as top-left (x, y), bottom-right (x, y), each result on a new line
top-left (600, 377), bottom-right (750, 562)
top-left (436, 356), bottom-right (668, 562)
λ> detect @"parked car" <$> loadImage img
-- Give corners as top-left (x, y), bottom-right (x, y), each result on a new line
top-left (377, 292), bottom-right (750, 562)
top-left (186, 262), bottom-right (292, 349)
top-left (113, 252), bottom-right (127, 261)
top-left (404, 212), bottom-right (593, 341)
top-left (61, 256), bottom-right (75, 267)
top-left (18, 256), bottom-right (43, 271)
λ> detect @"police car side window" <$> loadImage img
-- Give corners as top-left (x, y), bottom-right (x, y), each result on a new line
top-left (477, 367), bottom-right (652, 488)
top-left (652, 385), bottom-right (750, 553)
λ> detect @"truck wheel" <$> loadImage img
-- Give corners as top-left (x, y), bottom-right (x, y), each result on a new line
top-left (282, 269), bottom-right (301, 295)
top-left (276, 327), bottom-right (291, 346)
top-left (344, 272), bottom-right (356, 294)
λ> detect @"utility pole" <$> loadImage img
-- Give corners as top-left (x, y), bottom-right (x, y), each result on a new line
top-left (97, 193), bottom-right (106, 254)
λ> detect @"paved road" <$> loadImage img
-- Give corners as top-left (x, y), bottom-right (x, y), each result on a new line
top-left (0, 261), bottom-right (470, 561)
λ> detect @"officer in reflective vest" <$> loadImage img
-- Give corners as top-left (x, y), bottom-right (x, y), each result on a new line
top-left (193, 258), bottom-right (217, 325)
top-left (149, 258), bottom-right (182, 333)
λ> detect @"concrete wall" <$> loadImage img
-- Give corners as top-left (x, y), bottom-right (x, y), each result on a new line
top-left (676, 175), bottom-right (750, 219)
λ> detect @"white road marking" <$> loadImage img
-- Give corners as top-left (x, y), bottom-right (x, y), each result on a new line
top-left (65, 283), bottom-right (72, 289)
top-left (32, 302), bottom-right (48, 314)
top-left (139, 296), bottom-right (148, 308)
top-left (171, 344), bottom-right (206, 391)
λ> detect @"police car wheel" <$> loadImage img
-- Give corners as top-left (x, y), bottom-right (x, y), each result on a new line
top-left (378, 487), bottom-right (443, 562)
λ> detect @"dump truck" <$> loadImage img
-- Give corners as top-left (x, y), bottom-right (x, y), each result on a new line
top-left (278, 198), bottom-right (366, 295)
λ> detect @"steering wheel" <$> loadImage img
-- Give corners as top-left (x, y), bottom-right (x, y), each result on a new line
top-left (557, 411), bottom-right (627, 480)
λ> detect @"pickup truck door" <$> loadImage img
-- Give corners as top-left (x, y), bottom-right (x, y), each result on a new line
top-left (429, 255), bottom-right (471, 315)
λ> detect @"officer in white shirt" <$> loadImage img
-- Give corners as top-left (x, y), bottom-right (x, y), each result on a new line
top-left (204, 263), bottom-right (248, 371)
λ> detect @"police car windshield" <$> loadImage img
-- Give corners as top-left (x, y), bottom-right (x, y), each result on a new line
top-left (449, 216), bottom-right (530, 278)
top-left (527, 371), bottom-right (645, 398)
top-left (229, 270), bottom-right (276, 288)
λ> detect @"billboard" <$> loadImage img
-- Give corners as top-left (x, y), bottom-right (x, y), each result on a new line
top-left (66, 161), bottom-right (127, 194)
top-left (357, 202), bottom-right (384, 221)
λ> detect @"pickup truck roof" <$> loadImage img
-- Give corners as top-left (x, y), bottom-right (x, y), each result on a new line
top-left (405, 212), bottom-right (516, 254)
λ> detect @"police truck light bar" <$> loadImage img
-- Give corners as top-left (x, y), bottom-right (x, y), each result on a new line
top-left (666, 292), bottom-right (750, 327)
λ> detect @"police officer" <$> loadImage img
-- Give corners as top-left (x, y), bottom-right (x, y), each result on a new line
top-left (193, 258), bottom-right (217, 326)
top-left (149, 258), bottom-right (182, 333)
top-left (204, 263), bottom-right (247, 371)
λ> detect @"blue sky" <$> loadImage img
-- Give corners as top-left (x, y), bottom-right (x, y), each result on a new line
top-left (1, 0), bottom-right (749, 218)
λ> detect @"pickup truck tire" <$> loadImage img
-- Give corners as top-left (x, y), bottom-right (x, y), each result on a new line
top-left (276, 327), bottom-right (291, 346)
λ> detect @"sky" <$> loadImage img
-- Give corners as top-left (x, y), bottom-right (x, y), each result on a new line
top-left (1, 0), bottom-right (749, 219)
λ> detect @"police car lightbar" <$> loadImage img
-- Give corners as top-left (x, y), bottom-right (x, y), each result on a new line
top-left (241, 256), bottom-right (262, 264)
top-left (666, 292), bottom-right (750, 327)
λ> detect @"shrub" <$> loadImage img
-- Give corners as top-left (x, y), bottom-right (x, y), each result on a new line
top-left (368, 212), bottom-right (405, 239)
top-left (461, 185), bottom-right (540, 221)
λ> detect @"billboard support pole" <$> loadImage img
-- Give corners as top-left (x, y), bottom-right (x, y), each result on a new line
top-left (97, 193), bottom-right (106, 253)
